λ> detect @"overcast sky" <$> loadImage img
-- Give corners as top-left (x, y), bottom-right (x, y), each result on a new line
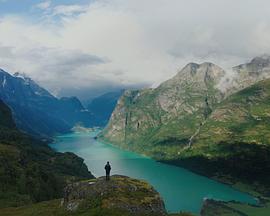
top-left (1, 0), bottom-right (270, 99)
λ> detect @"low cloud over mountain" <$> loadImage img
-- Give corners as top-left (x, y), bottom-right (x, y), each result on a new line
top-left (1, 0), bottom-right (270, 97)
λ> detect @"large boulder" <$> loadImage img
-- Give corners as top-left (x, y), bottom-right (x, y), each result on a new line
top-left (63, 175), bottom-right (166, 215)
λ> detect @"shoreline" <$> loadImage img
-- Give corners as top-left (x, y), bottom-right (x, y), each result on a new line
top-left (97, 136), bottom-right (263, 205)
top-left (99, 137), bottom-right (270, 215)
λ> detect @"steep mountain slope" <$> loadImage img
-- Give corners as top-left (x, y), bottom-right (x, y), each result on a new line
top-left (0, 99), bottom-right (94, 208)
top-left (87, 90), bottom-right (124, 126)
top-left (196, 78), bottom-right (270, 147)
top-left (58, 96), bottom-right (91, 127)
top-left (100, 62), bottom-right (226, 153)
top-left (171, 79), bottom-right (270, 195)
top-left (0, 69), bottom-right (92, 138)
top-left (0, 100), bottom-right (16, 128)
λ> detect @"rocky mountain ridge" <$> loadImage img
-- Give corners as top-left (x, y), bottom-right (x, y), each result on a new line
top-left (0, 69), bottom-right (92, 138)
top-left (100, 61), bottom-right (228, 151)
top-left (219, 55), bottom-right (270, 96)
top-left (101, 56), bottom-right (270, 150)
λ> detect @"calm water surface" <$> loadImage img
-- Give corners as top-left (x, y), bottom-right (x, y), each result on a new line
top-left (50, 131), bottom-right (257, 215)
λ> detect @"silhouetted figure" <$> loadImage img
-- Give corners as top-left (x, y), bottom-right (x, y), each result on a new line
top-left (105, 161), bottom-right (111, 181)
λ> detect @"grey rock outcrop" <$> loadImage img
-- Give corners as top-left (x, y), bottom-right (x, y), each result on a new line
top-left (63, 175), bottom-right (166, 215)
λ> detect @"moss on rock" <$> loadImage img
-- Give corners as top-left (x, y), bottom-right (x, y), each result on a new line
top-left (63, 175), bottom-right (166, 215)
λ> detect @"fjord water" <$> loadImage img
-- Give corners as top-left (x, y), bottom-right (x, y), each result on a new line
top-left (50, 131), bottom-right (257, 215)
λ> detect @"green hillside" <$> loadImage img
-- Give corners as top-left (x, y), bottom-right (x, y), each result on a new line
top-left (169, 79), bottom-right (270, 196)
top-left (0, 100), bottom-right (94, 208)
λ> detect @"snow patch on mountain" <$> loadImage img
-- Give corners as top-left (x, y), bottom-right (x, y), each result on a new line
top-left (2, 76), bottom-right (6, 88)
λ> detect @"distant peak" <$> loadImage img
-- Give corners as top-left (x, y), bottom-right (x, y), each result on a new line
top-left (13, 72), bottom-right (31, 80)
top-left (179, 62), bottom-right (220, 76)
top-left (60, 96), bottom-right (80, 102)
top-left (184, 62), bottom-right (216, 69)
top-left (258, 54), bottom-right (270, 60)
top-left (250, 54), bottom-right (270, 65)
top-left (185, 62), bottom-right (200, 68)
top-left (201, 62), bottom-right (215, 67)
top-left (180, 63), bottom-right (199, 74)
top-left (0, 68), bottom-right (10, 75)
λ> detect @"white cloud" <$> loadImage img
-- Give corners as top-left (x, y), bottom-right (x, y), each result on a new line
top-left (52, 4), bottom-right (88, 16)
top-left (1, 0), bottom-right (270, 97)
top-left (35, 1), bottom-right (51, 10)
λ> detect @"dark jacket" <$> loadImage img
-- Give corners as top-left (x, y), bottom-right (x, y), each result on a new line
top-left (105, 164), bottom-right (111, 173)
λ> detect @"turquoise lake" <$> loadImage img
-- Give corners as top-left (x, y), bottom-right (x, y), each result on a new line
top-left (50, 131), bottom-right (257, 215)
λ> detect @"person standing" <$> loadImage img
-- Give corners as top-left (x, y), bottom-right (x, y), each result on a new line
top-left (105, 161), bottom-right (111, 181)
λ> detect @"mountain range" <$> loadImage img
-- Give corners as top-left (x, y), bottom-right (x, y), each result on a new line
top-left (0, 69), bottom-right (92, 138)
top-left (100, 55), bottom-right (270, 195)
top-left (86, 90), bottom-right (124, 126)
